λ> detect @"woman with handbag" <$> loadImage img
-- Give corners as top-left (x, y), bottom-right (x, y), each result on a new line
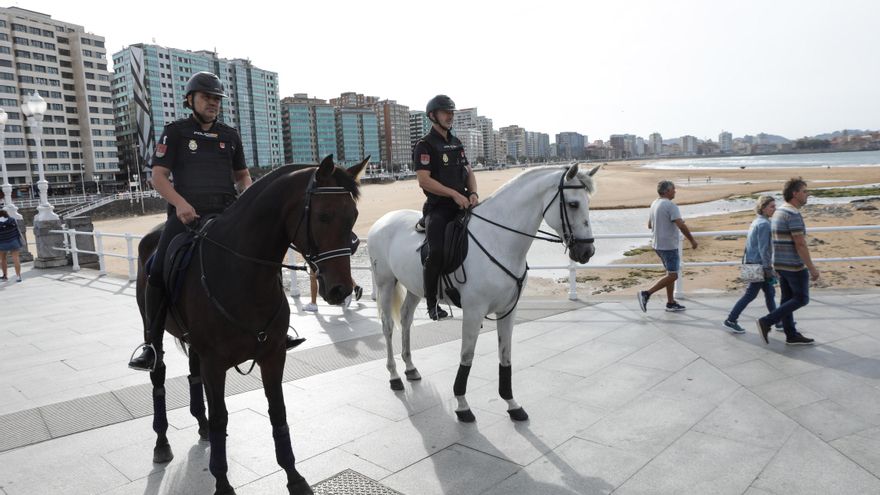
top-left (724, 196), bottom-right (778, 333)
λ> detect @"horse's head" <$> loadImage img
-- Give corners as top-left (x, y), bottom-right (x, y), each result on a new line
top-left (541, 163), bottom-right (598, 264)
top-left (292, 154), bottom-right (368, 305)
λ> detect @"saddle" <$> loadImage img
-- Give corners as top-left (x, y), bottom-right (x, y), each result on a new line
top-left (419, 211), bottom-right (471, 308)
top-left (145, 217), bottom-right (217, 304)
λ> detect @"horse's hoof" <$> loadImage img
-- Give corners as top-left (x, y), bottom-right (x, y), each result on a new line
top-left (288, 478), bottom-right (314, 495)
top-left (153, 444), bottom-right (173, 463)
top-left (214, 486), bottom-right (236, 495)
top-left (455, 409), bottom-right (476, 423)
top-left (508, 407), bottom-right (529, 422)
top-left (389, 378), bottom-right (404, 391)
top-left (405, 369), bottom-right (422, 381)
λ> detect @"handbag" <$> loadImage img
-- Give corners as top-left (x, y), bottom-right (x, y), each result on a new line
top-left (739, 250), bottom-right (764, 283)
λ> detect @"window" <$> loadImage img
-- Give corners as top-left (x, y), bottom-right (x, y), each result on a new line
top-left (46, 55), bottom-right (56, 62)
top-left (81, 38), bottom-right (92, 45)
top-left (14, 50), bottom-right (31, 58)
top-left (31, 40), bottom-right (44, 49)
top-left (18, 75), bottom-right (34, 83)
top-left (32, 53), bottom-right (45, 61)
top-left (44, 42), bottom-right (55, 50)
top-left (13, 36), bottom-right (28, 45)
top-left (57, 36), bottom-right (68, 44)
top-left (82, 49), bottom-right (93, 57)
top-left (59, 49), bottom-right (70, 56)
top-left (95, 41), bottom-right (104, 48)
top-left (0, 34), bottom-right (7, 41)
top-left (83, 61), bottom-right (93, 68)
top-left (16, 62), bottom-right (32, 70)
top-left (64, 95), bottom-right (76, 102)
top-left (12, 23), bottom-right (27, 32)
top-left (0, 73), bottom-right (13, 80)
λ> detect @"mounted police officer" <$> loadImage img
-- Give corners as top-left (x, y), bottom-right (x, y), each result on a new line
top-left (128, 71), bottom-right (298, 371)
top-left (413, 95), bottom-right (479, 320)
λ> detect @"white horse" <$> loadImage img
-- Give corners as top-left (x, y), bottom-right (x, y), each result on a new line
top-left (368, 163), bottom-right (597, 422)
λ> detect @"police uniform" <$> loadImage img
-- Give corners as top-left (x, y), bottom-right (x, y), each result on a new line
top-left (147, 116), bottom-right (247, 283)
top-left (413, 127), bottom-right (472, 304)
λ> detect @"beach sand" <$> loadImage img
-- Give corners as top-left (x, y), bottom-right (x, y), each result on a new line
top-left (90, 160), bottom-right (880, 295)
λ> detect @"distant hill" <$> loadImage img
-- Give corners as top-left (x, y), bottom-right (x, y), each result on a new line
top-left (811, 129), bottom-right (874, 140)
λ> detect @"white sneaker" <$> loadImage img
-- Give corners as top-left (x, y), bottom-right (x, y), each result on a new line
top-left (303, 303), bottom-right (318, 313)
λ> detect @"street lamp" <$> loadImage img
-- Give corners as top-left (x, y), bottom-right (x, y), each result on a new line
top-left (20, 91), bottom-right (58, 221)
top-left (0, 108), bottom-right (22, 219)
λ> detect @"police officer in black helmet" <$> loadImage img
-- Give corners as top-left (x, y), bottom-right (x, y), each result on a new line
top-left (413, 95), bottom-right (479, 320)
top-left (128, 72), bottom-right (299, 371)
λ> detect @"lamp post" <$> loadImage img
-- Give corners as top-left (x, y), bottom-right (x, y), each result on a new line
top-left (21, 92), bottom-right (58, 222)
top-left (0, 108), bottom-right (22, 220)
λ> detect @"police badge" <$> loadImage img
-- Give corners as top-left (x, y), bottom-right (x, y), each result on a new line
top-left (442, 153), bottom-right (449, 165)
top-left (188, 139), bottom-right (198, 151)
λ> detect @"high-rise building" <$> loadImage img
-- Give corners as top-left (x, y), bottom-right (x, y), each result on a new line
top-left (330, 91), bottom-right (378, 109)
top-left (499, 125), bottom-right (527, 161)
top-left (525, 131), bottom-right (550, 160)
top-left (409, 110), bottom-right (431, 151)
top-left (374, 99), bottom-right (410, 172)
top-left (680, 135), bottom-right (698, 155)
top-left (113, 43), bottom-right (282, 174)
top-left (0, 7), bottom-right (118, 194)
top-left (493, 131), bottom-right (508, 164)
top-left (556, 132), bottom-right (586, 159)
top-left (649, 132), bottom-right (663, 155)
top-left (453, 108), bottom-right (495, 163)
top-left (456, 127), bottom-right (483, 164)
top-left (719, 131), bottom-right (733, 153)
top-left (335, 107), bottom-right (379, 167)
top-left (280, 94), bottom-right (336, 164)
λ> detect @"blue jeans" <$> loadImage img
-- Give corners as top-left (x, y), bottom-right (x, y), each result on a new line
top-left (728, 281), bottom-right (776, 323)
top-left (761, 269), bottom-right (809, 338)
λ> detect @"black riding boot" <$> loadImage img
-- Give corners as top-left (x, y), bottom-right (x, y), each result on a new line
top-left (423, 263), bottom-right (448, 321)
top-left (128, 284), bottom-right (168, 371)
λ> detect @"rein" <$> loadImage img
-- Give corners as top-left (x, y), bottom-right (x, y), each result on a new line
top-left (184, 168), bottom-right (355, 373)
top-left (460, 170), bottom-right (594, 320)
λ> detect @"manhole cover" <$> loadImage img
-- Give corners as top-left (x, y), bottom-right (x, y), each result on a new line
top-left (311, 469), bottom-right (403, 495)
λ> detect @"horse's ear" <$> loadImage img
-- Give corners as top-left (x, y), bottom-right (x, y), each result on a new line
top-left (317, 154), bottom-right (335, 179)
top-left (565, 163), bottom-right (579, 181)
top-left (347, 155), bottom-right (370, 182)
top-left (587, 165), bottom-right (600, 177)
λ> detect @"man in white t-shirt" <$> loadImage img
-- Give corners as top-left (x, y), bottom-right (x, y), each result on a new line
top-left (637, 180), bottom-right (698, 312)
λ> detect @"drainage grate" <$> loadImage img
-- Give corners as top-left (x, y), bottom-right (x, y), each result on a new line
top-left (311, 469), bottom-right (403, 495)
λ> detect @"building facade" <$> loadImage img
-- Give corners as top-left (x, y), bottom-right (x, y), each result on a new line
top-left (280, 93), bottom-right (336, 164)
top-left (113, 43), bottom-right (282, 177)
top-left (556, 132), bottom-right (586, 159)
top-left (1, 6), bottom-right (118, 195)
top-left (335, 107), bottom-right (379, 167)
top-left (719, 131), bottom-right (733, 153)
top-left (374, 99), bottom-right (410, 172)
top-left (680, 135), bottom-right (698, 155)
top-left (499, 125), bottom-right (527, 162)
top-left (409, 110), bottom-right (431, 152)
top-left (649, 132), bottom-right (663, 155)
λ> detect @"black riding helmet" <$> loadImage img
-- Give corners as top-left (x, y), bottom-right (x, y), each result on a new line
top-left (183, 71), bottom-right (227, 109)
top-left (426, 95), bottom-right (455, 128)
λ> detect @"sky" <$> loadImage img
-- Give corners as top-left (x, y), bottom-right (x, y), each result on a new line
top-left (10, 0), bottom-right (880, 141)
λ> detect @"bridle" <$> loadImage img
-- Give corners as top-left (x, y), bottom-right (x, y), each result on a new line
top-left (183, 167), bottom-right (355, 362)
top-left (290, 169), bottom-right (357, 274)
top-left (463, 169), bottom-right (594, 320)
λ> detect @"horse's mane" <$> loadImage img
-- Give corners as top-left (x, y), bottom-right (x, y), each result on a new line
top-left (224, 163), bottom-right (361, 215)
top-left (485, 165), bottom-right (596, 202)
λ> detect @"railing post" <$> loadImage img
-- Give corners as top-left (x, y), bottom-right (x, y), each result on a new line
top-left (94, 230), bottom-right (106, 276)
top-left (674, 239), bottom-right (684, 298)
top-left (125, 233), bottom-right (136, 281)
top-left (288, 247), bottom-right (301, 297)
top-left (568, 259), bottom-right (578, 301)
top-left (68, 225), bottom-right (80, 272)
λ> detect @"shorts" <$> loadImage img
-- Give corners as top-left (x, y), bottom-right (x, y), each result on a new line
top-left (654, 249), bottom-right (680, 273)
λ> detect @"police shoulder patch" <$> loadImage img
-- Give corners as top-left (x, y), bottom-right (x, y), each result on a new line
top-left (155, 143), bottom-right (167, 158)
top-left (419, 154), bottom-right (430, 166)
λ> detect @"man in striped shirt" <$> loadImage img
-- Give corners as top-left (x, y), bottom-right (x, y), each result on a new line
top-left (757, 177), bottom-right (819, 345)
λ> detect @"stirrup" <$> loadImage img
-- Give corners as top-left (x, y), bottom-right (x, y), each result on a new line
top-left (414, 218), bottom-right (426, 233)
top-left (128, 343), bottom-right (158, 372)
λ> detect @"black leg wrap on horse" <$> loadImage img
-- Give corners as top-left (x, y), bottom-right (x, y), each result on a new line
top-left (272, 424), bottom-right (296, 470)
top-left (208, 430), bottom-right (228, 477)
top-left (151, 385), bottom-right (168, 435)
top-left (453, 364), bottom-right (471, 397)
top-left (188, 376), bottom-right (206, 419)
top-left (499, 364), bottom-right (513, 400)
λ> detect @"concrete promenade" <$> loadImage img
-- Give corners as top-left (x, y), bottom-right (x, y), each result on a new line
top-left (1, 267), bottom-right (879, 494)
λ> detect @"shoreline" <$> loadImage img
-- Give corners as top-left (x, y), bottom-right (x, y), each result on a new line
top-left (87, 162), bottom-right (880, 293)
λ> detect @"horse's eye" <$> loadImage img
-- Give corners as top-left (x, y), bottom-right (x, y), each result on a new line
top-left (567, 201), bottom-right (579, 209)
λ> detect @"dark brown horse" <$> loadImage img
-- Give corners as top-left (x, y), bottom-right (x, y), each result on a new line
top-left (136, 155), bottom-right (367, 495)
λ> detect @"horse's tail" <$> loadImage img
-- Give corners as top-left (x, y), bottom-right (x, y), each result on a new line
top-left (375, 278), bottom-right (406, 330)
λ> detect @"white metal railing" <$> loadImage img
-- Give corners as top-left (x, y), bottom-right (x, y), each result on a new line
top-left (49, 224), bottom-right (880, 298)
top-left (16, 193), bottom-right (101, 209)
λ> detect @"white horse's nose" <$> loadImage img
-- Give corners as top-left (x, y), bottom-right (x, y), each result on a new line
top-left (570, 243), bottom-right (595, 264)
